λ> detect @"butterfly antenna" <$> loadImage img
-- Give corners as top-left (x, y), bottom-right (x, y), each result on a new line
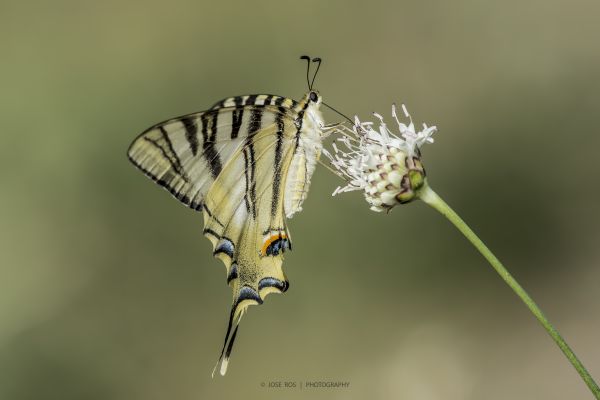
top-left (300, 55), bottom-right (312, 90)
top-left (310, 57), bottom-right (322, 89)
top-left (323, 101), bottom-right (354, 125)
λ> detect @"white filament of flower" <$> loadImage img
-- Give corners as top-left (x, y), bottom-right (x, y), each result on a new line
top-left (323, 104), bottom-right (437, 199)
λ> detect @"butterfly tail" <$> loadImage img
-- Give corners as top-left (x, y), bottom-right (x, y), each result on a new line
top-left (212, 306), bottom-right (245, 377)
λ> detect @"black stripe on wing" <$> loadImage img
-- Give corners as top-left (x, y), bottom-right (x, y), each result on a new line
top-left (230, 109), bottom-right (243, 139)
top-left (127, 153), bottom-right (194, 205)
top-left (271, 112), bottom-right (285, 216)
top-left (143, 128), bottom-right (190, 183)
top-left (181, 116), bottom-right (200, 156)
top-left (242, 108), bottom-right (263, 219)
top-left (200, 112), bottom-right (223, 178)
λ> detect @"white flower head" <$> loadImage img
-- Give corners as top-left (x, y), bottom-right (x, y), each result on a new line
top-left (323, 104), bottom-right (437, 212)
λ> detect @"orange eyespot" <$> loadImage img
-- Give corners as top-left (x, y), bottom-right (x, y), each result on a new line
top-left (261, 233), bottom-right (290, 257)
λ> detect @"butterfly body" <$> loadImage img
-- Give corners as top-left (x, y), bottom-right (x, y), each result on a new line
top-left (128, 89), bottom-right (329, 375)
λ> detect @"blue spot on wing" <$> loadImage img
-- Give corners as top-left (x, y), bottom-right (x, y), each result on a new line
top-left (214, 238), bottom-right (235, 258)
top-left (227, 263), bottom-right (238, 284)
top-left (258, 277), bottom-right (289, 293)
top-left (236, 286), bottom-right (263, 305)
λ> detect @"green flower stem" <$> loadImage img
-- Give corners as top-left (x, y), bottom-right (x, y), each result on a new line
top-left (417, 183), bottom-right (599, 398)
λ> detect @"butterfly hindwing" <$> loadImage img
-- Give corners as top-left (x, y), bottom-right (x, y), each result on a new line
top-left (202, 113), bottom-right (300, 375)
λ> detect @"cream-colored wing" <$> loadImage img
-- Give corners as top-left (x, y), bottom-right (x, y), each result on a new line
top-left (202, 116), bottom-right (305, 376)
top-left (127, 100), bottom-right (299, 211)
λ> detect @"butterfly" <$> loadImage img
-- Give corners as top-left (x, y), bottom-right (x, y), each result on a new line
top-left (127, 56), bottom-right (336, 376)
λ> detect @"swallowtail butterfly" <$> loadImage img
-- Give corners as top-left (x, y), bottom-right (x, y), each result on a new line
top-left (128, 56), bottom-right (335, 375)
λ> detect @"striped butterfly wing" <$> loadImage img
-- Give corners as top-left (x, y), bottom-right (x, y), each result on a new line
top-left (128, 92), bottom-right (324, 376)
top-left (127, 95), bottom-right (299, 211)
top-left (202, 115), bottom-right (302, 376)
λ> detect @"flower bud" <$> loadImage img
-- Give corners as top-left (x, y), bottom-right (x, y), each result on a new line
top-left (363, 146), bottom-right (426, 211)
top-left (325, 104), bottom-right (436, 212)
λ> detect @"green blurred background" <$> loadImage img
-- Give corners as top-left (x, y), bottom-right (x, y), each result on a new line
top-left (2, 1), bottom-right (599, 399)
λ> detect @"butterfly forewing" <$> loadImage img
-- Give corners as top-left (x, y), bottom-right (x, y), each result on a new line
top-left (127, 94), bottom-right (300, 211)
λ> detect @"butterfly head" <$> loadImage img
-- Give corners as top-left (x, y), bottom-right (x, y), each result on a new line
top-left (296, 90), bottom-right (326, 136)
top-left (301, 90), bottom-right (323, 107)
top-left (309, 90), bottom-right (321, 104)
